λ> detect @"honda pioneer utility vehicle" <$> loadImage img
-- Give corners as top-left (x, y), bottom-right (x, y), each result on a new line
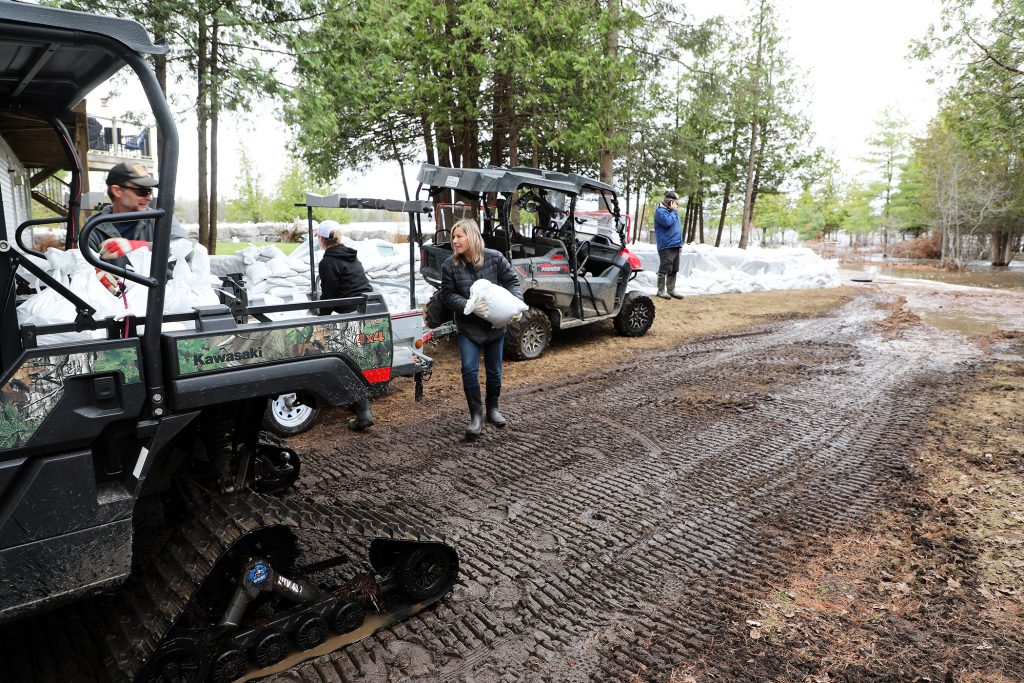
top-left (0, 5), bottom-right (457, 682)
top-left (416, 164), bottom-right (655, 359)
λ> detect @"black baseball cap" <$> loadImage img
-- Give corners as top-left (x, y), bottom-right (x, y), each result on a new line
top-left (106, 162), bottom-right (159, 188)
top-left (664, 190), bottom-right (679, 201)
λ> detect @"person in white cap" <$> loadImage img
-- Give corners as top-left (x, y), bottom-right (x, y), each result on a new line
top-left (316, 220), bottom-right (376, 431)
top-left (316, 220), bottom-right (372, 314)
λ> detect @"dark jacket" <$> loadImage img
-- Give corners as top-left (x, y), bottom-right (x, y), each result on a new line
top-left (441, 248), bottom-right (524, 344)
top-left (654, 204), bottom-right (683, 250)
top-left (318, 244), bottom-right (372, 314)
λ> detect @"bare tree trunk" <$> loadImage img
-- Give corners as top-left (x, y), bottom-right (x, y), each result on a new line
top-left (989, 230), bottom-right (1008, 266)
top-left (490, 73), bottom-right (507, 167)
top-left (197, 17), bottom-right (209, 248)
top-left (698, 196), bottom-right (705, 244)
top-left (716, 181), bottom-right (730, 247)
top-left (739, 120), bottom-right (758, 249)
top-left (208, 18), bottom-right (219, 254)
top-left (421, 116), bottom-right (435, 166)
top-left (599, 0), bottom-right (618, 186)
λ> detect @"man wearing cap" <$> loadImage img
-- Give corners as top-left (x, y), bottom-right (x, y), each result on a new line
top-left (654, 190), bottom-right (684, 300)
top-left (88, 162), bottom-right (187, 286)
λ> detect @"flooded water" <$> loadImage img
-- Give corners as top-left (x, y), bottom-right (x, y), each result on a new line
top-left (855, 259), bottom-right (1024, 291)
top-left (843, 261), bottom-right (1024, 337)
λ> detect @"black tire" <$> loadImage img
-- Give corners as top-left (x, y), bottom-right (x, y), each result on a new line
top-left (330, 598), bottom-right (366, 634)
top-left (263, 393), bottom-right (320, 436)
top-left (136, 636), bottom-right (210, 683)
top-left (614, 291), bottom-right (656, 337)
top-left (424, 290), bottom-right (452, 329)
top-left (209, 649), bottom-right (248, 683)
top-left (505, 307), bottom-right (551, 360)
top-left (252, 630), bottom-right (289, 668)
top-left (293, 615), bottom-right (329, 650)
top-left (397, 544), bottom-right (459, 601)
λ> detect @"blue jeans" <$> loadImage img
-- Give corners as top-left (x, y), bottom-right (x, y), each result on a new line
top-left (457, 334), bottom-right (504, 392)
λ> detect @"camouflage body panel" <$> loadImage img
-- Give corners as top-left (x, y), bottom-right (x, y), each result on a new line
top-left (175, 317), bottom-right (392, 377)
top-left (0, 344), bottom-right (142, 451)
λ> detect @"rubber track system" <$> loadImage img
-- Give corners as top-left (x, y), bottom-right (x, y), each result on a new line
top-left (0, 493), bottom-right (457, 682)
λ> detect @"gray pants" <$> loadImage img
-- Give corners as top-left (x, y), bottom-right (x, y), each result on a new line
top-left (658, 247), bottom-right (681, 275)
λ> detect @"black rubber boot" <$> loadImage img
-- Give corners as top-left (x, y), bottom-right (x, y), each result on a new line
top-left (465, 385), bottom-right (484, 440)
top-left (485, 383), bottom-right (506, 428)
top-left (347, 398), bottom-right (375, 432)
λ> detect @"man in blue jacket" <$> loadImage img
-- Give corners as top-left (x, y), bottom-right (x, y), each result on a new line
top-left (654, 190), bottom-right (684, 299)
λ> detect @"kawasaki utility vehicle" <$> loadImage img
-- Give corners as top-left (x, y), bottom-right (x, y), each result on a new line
top-left (0, 5), bottom-right (456, 681)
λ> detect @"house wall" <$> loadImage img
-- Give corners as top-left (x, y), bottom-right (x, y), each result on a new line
top-left (0, 134), bottom-right (31, 238)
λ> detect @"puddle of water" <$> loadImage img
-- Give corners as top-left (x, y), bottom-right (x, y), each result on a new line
top-left (916, 310), bottom-right (1008, 336)
top-left (853, 260), bottom-right (1024, 291)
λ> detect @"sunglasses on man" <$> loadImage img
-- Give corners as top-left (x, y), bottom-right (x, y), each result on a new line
top-left (120, 184), bottom-right (153, 197)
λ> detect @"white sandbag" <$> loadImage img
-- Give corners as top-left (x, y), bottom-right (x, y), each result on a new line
top-left (463, 279), bottom-right (527, 329)
top-left (268, 259), bottom-right (298, 277)
top-left (245, 261), bottom-right (271, 283)
top-left (163, 242), bottom-right (221, 315)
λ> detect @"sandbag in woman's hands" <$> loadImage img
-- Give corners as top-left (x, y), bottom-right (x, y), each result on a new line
top-left (463, 279), bottom-right (527, 328)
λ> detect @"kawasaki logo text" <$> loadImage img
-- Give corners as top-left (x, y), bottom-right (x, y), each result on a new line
top-left (192, 348), bottom-right (263, 369)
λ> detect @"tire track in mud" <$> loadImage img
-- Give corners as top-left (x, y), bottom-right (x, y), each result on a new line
top-left (282, 294), bottom-right (980, 682)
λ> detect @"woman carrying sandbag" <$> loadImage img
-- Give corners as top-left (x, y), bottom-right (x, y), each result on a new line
top-left (440, 219), bottom-right (525, 440)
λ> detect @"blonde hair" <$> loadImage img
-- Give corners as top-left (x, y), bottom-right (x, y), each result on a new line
top-left (451, 218), bottom-right (484, 269)
top-left (320, 229), bottom-right (343, 246)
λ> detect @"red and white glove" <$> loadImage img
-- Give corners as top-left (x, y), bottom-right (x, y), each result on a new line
top-left (98, 237), bottom-right (148, 261)
top-left (95, 268), bottom-right (125, 295)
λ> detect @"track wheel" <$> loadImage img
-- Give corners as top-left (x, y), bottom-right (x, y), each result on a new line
top-left (208, 648), bottom-right (248, 683)
top-left (293, 615), bottom-right (329, 650)
top-left (136, 636), bottom-right (210, 683)
top-left (330, 598), bottom-right (366, 634)
top-left (397, 545), bottom-right (459, 601)
top-left (252, 630), bottom-right (289, 668)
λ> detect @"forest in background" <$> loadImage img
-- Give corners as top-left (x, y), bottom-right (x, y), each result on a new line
top-left (52, 0), bottom-right (1024, 264)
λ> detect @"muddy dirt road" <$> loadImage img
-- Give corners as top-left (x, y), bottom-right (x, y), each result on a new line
top-left (276, 281), bottom-right (1023, 682)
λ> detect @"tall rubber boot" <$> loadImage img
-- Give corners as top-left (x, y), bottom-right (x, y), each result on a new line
top-left (465, 385), bottom-right (484, 440)
top-left (485, 383), bottom-right (507, 428)
top-left (666, 274), bottom-right (684, 299)
top-left (347, 398), bottom-right (375, 431)
top-left (656, 274), bottom-right (671, 300)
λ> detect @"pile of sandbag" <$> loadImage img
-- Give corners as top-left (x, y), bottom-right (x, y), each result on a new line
top-left (212, 238), bottom-right (435, 315)
top-left (628, 243), bottom-right (838, 296)
top-left (17, 241), bottom-right (221, 344)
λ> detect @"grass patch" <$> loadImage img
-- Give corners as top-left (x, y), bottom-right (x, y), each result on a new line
top-left (213, 241), bottom-right (303, 256)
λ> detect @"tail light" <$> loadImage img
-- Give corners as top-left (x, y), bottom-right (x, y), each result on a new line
top-left (621, 247), bottom-right (642, 270)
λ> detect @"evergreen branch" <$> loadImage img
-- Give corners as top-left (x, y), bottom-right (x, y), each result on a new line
top-left (965, 29), bottom-right (1024, 75)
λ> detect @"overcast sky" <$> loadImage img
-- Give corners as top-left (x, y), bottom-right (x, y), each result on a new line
top-left (686, 0), bottom-right (945, 176)
top-left (97, 0), bottom-right (948, 202)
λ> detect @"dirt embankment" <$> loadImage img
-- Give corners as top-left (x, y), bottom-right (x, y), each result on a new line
top-left (289, 282), bottom-right (1023, 682)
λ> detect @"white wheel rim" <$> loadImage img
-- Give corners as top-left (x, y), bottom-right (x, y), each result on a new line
top-left (270, 393), bottom-right (314, 428)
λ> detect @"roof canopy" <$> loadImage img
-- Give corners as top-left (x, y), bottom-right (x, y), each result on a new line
top-left (418, 164), bottom-right (617, 197)
top-left (0, 2), bottom-right (165, 115)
